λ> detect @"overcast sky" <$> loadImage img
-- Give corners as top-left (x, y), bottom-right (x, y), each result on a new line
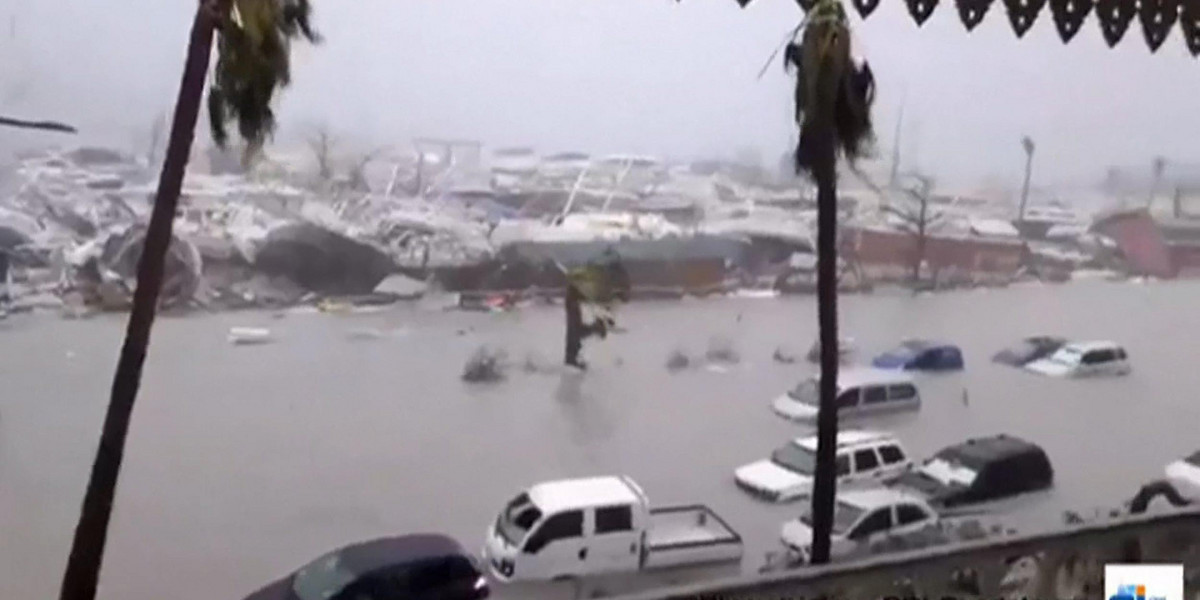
top-left (3, 0), bottom-right (1199, 188)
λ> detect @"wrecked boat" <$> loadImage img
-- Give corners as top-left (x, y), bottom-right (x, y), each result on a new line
top-left (254, 222), bottom-right (396, 296)
top-left (64, 224), bottom-right (203, 310)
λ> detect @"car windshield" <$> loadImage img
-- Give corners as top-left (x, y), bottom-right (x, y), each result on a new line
top-left (496, 492), bottom-right (542, 546)
top-left (801, 500), bottom-right (864, 535)
top-left (770, 442), bottom-right (817, 475)
top-left (1186, 450), bottom-right (1200, 468)
top-left (292, 550), bottom-right (359, 600)
top-left (788, 379), bottom-right (820, 405)
top-left (1049, 347), bottom-right (1083, 366)
top-left (921, 457), bottom-right (979, 487)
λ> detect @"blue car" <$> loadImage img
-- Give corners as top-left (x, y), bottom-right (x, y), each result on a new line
top-left (872, 339), bottom-right (964, 371)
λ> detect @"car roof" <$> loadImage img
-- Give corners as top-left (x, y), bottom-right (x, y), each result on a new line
top-left (1061, 340), bottom-right (1122, 352)
top-left (834, 367), bottom-right (917, 388)
top-left (528, 476), bottom-right (639, 513)
top-left (794, 430), bottom-right (898, 451)
top-left (935, 434), bottom-right (1046, 466)
top-left (329, 534), bottom-right (469, 575)
top-left (839, 487), bottom-right (929, 509)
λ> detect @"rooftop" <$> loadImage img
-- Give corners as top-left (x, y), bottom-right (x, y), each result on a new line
top-left (814, 367), bottom-right (916, 388)
top-left (839, 487), bottom-right (929, 510)
top-left (938, 434), bottom-right (1044, 465)
top-left (794, 430), bottom-right (896, 451)
top-left (1061, 340), bottom-right (1123, 352)
top-left (322, 534), bottom-right (467, 575)
top-left (528, 476), bottom-right (640, 513)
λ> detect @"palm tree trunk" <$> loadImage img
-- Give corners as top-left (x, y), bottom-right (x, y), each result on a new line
top-left (807, 115), bottom-right (840, 565)
top-left (564, 282), bottom-right (584, 367)
top-left (1018, 147), bottom-right (1033, 222)
top-left (58, 5), bottom-right (220, 600)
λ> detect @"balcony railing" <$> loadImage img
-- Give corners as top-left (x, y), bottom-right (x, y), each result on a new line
top-left (615, 506), bottom-right (1200, 599)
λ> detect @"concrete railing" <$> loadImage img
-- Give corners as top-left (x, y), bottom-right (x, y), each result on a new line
top-left (614, 507), bottom-right (1200, 600)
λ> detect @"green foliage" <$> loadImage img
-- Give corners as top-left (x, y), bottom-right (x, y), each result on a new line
top-left (208, 0), bottom-right (320, 161)
top-left (787, 0), bottom-right (875, 175)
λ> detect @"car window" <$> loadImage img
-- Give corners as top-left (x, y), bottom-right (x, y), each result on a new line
top-left (595, 505), bottom-right (633, 534)
top-left (1116, 347), bottom-right (1128, 360)
top-left (854, 449), bottom-right (880, 471)
top-left (836, 389), bottom-right (859, 409)
top-left (524, 510), bottom-right (583, 554)
top-left (849, 508), bottom-right (893, 540)
top-left (836, 454), bottom-right (851, 477)
top-left (1083, 349), bottom-right (1115, 364)
top-left (879, 445), bottom-right (906, 465)
top-left (887, 384), bottom-right (917, 401)
top-left (896, 504), bottom-right (930, 525)
top-left (862, 386), bottom-right (888, 404)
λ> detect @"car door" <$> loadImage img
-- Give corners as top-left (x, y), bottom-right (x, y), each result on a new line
top-left (1114, 347), bottom-right (1131, 375)
top-left (1079, 349), bottom-right (1111, 377)
top-left (876, 443), bottom-right (911, 481)
top-left (850, 448), bottom-right (885, 485)
top-left (886, 383), bottom-right (920, 412)
top-left (843, 507), bottom-right (894, 555)
top-left (836, 387), bottom-right (862, 417)
top-left (892, 503), bottom-right (936, 537)
top-left (519, 510), bottom-right (586, 579)
top-left (398, 556), bottom-right (484, 600)
top-left (587, 504), bottom-right (639, 575)
top-left (859, 385), bottom-right (889, 416)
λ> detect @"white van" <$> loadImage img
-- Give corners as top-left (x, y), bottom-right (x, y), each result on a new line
top-left (734, 430), bottom-right (912, 502)
top-left (772, 368), bottom-right (921, 423)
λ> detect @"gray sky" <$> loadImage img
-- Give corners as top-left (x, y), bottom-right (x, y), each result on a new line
top-left (3, 0), bottom-right (1200, 188)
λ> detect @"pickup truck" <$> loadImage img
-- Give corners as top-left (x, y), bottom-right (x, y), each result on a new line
top-left (483, 476), bottom-right (743, 599)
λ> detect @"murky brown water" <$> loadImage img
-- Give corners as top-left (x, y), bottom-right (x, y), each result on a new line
top-left (3, 280), bottom-right (1199, 599)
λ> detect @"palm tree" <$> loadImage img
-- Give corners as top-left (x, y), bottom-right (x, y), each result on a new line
top-left (736, 0), bottom-right (1193, 566)
top-left (1018, 135), bottom-right (1035, 222)
top-left (57, 2), bottom-right (317, 599)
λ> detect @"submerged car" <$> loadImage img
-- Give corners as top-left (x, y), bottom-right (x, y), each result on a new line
top-left (991, 336), bottom-right (1066, 367)
top-left (890, 434), bottom-right (1053, 513)
top-left (772, 368), bottom-right (921, 423)
top-left (871, 340), bottom-right (965, 371)
top-left (734, 430), bottom-right (912, 502)
top-left (779, 488), bottom-right (940, 564)
top-left (1024, 340), bottom-right (1131, 377)
top-left (242, 534), bottom-right (489, 600)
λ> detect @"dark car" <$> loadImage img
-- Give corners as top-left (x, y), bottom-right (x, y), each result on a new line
top-left (891, 434), bottom-right (1054, 511)
top-left (991, 336), bottom-right (1066, 367)
top-left (871, 339), bottom-right (965, 371)
top-left (243, 534), bottom-right (489, 600)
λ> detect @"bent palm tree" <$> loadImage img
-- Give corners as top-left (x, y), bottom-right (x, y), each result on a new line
top-left (735, 0), bottom-right (1193, 566)
top-left (58, 2), bottom-right (317, 600)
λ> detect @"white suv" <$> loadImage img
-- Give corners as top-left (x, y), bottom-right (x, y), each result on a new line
top-left (734, 430), bottom-right (912, 502)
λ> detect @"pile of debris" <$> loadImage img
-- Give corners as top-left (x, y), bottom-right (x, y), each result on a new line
top-left (0, 146), bottom-right (453, 315)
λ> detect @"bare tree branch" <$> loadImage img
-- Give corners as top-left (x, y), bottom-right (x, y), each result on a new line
top-left (0, 115), bottom-right (76, 134)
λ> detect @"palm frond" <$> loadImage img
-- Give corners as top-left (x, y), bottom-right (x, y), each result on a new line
top-left (208, 0), bottom-right (320, 162)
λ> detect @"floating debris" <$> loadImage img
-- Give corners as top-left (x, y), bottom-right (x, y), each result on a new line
top-left (666, 349), bottom-right (691, 372)
top-left (462, 345), bottom-right (507, 383)
top-left (705, 335), bottom-right (740, 364)
top-left (772, 345), bottom-right (798, 364)
top-left (228, 327), bottom-right (274, 346)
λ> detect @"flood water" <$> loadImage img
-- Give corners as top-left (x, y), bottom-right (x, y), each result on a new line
top-left (3, 279), bottom-right (1199, 600)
